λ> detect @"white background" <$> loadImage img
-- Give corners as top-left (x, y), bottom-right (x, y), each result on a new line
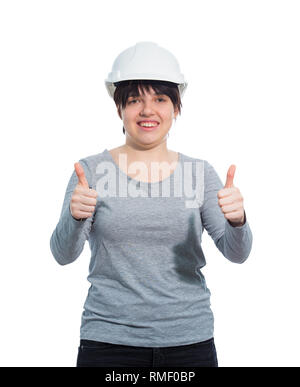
top-left (0, 0), bottom-right (299, 367)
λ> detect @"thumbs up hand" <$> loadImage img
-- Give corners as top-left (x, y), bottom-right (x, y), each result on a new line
top-left (74, 162), bottom-right (90, 189)
top-left (70, 162), bottom-right (98, 220)
top-left (217, 165), bottom-right (246, 227)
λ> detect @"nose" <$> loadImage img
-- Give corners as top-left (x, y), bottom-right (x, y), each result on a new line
top-left (139, 100), bottom-right (155, 116)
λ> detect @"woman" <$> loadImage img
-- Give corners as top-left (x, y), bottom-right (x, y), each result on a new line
top-left (50, 42), bottom-right (253, 367)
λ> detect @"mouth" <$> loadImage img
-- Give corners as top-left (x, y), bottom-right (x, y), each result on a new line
top-left (137, 121), bottom-right (160, 131)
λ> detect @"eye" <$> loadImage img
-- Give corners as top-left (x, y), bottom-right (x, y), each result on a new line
top-left (128, 99), bottom-right (138, 104)
top-left (128, 97), bottom-right (165, 104)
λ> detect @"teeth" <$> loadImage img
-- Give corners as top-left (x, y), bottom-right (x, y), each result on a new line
top-left (139, 122), bottom-right (158, 127)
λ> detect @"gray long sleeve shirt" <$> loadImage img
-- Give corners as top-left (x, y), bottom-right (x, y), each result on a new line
top-left (50, 149), bottom-right (253, 347)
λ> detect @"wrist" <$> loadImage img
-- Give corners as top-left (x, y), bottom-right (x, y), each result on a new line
top-left (228, 210), bottom-right (246, 227)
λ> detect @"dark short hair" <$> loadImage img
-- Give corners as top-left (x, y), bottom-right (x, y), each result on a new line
top-left (113, 79), bottom-right (182, 134)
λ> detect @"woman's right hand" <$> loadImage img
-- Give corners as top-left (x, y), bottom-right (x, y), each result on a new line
top-left (70, 162), bottom-right (98, 220)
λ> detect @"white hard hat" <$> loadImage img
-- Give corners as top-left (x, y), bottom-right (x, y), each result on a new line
top-left (105, 41), bottom-right (188, 99)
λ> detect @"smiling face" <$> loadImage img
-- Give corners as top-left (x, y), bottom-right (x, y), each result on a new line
top-left (118, 85), bottom-right (179, 148)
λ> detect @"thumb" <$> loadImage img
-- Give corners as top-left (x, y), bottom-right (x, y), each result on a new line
top-left (224, 164), bottom-right (236, 188)
top-left (74, 162), bottom-right (89, 188)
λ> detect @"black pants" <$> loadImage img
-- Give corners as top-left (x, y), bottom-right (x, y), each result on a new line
top-left (76, 337), bottom-right (218, 367)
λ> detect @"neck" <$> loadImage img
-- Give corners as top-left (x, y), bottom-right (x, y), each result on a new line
top-left (123, 140), bottom-right (171, 163)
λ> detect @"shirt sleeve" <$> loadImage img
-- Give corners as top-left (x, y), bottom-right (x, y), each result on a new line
top-left (50, 159), bottom-right (95, 265)
top-left (200, 160), bottom-right (253, 264)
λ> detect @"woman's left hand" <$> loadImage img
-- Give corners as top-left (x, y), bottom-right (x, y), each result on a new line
top-left (217, 165), bottom-right (245, 227)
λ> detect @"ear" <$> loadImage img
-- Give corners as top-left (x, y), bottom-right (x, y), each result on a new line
top-left (174, 107), bottom-right (179, 120)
